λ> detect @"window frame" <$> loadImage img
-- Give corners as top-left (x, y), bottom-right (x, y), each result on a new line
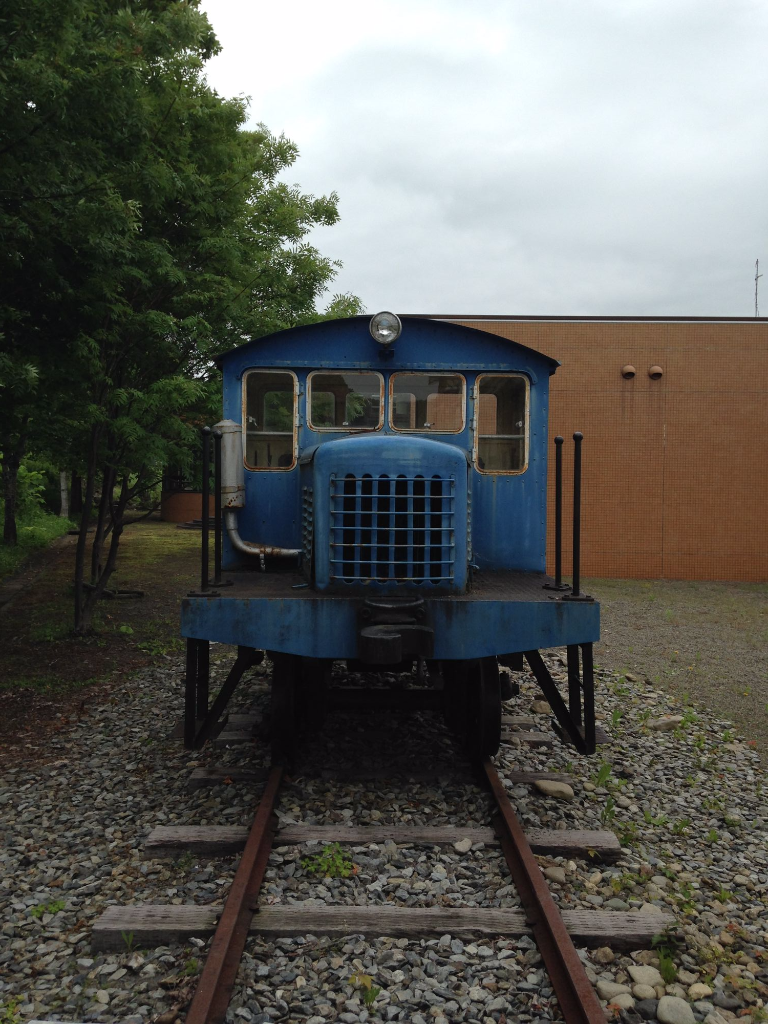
top-left (388, 371), bottom-right (467, 434)
top-left (242, 368), bottom-right (298, 472)
top-left (307, 370), bottom-right (385, 432)
top-left (473, 372), bottom-right (530, 475)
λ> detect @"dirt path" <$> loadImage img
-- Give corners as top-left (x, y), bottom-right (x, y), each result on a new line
top-left (587, 577), bottom-right (768, 762)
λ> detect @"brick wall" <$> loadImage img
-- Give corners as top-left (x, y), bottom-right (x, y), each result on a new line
top-left (446, 317), bottom-right (768, 582)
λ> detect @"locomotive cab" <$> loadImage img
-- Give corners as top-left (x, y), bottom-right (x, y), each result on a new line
top-left (181, 314), bottom-right (600, 758)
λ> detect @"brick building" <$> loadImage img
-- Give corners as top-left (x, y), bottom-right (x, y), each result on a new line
top-left (435, 316), bottom-right (768, 582)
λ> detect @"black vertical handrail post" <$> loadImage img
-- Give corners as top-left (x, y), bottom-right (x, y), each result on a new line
top-left (211, 429), bottom-right (222, 586)
top-left (582, 642), bottom-right (596, 754)
top-left (200, 426), bottom-right (211, 593)
top-left (571, 431), bottom-right (583, 598)
top-left (567, 643), bottom-right (582, 725)
top-left (543, 436), bottom-right (568, 591)
top-left (554, 435), bottom-right (564, 585)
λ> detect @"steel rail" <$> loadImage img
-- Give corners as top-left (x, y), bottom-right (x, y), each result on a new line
top-left (185, 765), bottom-right (284, 1024)
top-left (481, 757), bottom-right (605, 1024)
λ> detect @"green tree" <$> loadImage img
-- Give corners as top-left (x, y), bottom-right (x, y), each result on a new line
top-left (0, 0), bottom-right (358, 629)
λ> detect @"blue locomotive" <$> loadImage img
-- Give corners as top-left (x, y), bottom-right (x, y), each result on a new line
top-left (181, 313), bottom-right (599, 758)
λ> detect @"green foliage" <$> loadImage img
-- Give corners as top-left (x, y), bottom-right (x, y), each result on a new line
top-left (592, 762), bottom-right (612, 787)
top-left (0, 0), bottom-right (357, 624)
top-left (349, 972), bottom-right (381, 1007)
top-left (30, 899), bottom-right (66, 918)
top-left (0, 507), bottom-right (73, 579)
top-left (643, 809), bottom-right (669, 827)
top-left (0, 999), bottom-right (20, 1024)
top-left (600, 796), bottom-right (616, 825)
top-left (652, 930), bottom-right (682, 984)
top-left (301, 843), bottom-right (355, 879)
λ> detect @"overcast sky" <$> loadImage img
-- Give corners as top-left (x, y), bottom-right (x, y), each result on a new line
top-left (200, 0), bottom-right (768, 316)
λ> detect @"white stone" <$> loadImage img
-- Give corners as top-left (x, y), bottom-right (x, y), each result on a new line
top-left (533, 780), bottom-right (575, 800)
top-left (597, 981), bottom-right (632, 1000)
top-left (629, 965), bottom-right (664, 987)
top-left (611, 994), bottom-right (636, 1010)
top-left (544, 866), bottom-right (566, 884)
top-left (633, 984), bottom-right (658, 1000)
top-left (453, 838), bottom-right (473, 853)
top-left (530, 700), bottom-right (551, 714)
top-left (647, 716), bottom-right (684, 732)
top-left (94, 991), bottom-right (109, 1005)
top-left (657, 996), bottom-right (697, 1024)
top-left (689, 984), bottom-right (714, 1000)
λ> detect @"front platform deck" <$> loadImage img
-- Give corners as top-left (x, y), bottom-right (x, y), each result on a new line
top-left (181, 568), bottom-right (599, 661)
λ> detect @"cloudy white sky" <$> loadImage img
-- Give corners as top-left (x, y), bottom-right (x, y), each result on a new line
top-left (200, 0), bottom-right (768, 316)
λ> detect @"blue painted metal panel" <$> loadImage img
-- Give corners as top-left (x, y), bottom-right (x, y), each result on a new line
top-left (180, 592), bottom-right (598, 659)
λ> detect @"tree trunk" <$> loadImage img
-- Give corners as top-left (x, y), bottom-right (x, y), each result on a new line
top-left (70, 473), bottom-right (83, 515)
top-left (2, 449), bottom-right (21, 545)
top-left (90, 464), bottom-right (114, 583)
top-left (77, 474), bottom-right (130, 631)
top-left (1, 427), bottom-right (27, 545)
top-left (74, 427), bottom-right (100, 633)
top-left (59, 471), bottom-right (69, 518)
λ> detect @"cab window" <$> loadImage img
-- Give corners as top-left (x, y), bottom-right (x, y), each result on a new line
top-left (476, 374), bottom-right (528, 473)
top-left (243, 370), bottom-right (297, 470)
top-left (308, 372), bottom-right (383, 430)
top-left (390, 373), bottom-right (465, 433)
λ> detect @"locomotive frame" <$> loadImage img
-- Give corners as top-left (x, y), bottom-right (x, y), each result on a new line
top-left (180, 314), bottom-right (599, 758)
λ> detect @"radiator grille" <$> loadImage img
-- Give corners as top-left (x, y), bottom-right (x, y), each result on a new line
top-left (302, 486), bottom-right (313, 565)
top-left (329, 473), bottom-right (455, 583)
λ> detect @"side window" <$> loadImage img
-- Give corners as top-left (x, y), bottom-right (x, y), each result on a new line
top-left (308, 372), bottom-right (383, 430)
top-left (389, 373), bottom-right (465, 432)
top-left (476, 374), bottom-right (528, 473)
top-left (243, 370), bottom-right (297, 470)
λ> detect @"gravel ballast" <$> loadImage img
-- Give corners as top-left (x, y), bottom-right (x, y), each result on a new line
top-left (1, 651), bottom-right (767, 1024)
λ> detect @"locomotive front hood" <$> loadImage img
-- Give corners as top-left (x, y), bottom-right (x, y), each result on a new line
top-left (305, 433), bottom-right (470, 594)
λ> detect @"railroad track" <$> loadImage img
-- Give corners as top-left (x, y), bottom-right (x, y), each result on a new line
top-left (93, 677), bottom-right (674, 1024)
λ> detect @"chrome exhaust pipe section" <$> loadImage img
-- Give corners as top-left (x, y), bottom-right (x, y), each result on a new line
top-left (215, 420), bottom-right (300, 560)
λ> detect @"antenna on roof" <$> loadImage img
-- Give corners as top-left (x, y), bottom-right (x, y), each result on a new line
top-left (757, 259), bottom-right (763, 317)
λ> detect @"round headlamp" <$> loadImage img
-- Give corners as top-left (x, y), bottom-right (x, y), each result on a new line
top-left (369, 311), bottom-right (402, 345)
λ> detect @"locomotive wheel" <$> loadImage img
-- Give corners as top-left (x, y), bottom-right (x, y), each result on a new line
top-left (442, 660), bottom-right (467, 737)
top-left (270, 652), bottom-right (297, 765)
top-left (295, 657), bottom-right (330, 729)
top-left (442, 658), bottom-right (501, 757)
top-left (465, 657), bottom-right (502, 758)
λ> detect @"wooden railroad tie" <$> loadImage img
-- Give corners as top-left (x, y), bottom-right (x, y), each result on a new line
top-left (186, 766), bottom-right (575, 790)
top-left (142, 823), bottom-right (622, 862)
top-left (92, 903), bottom-right (674, 953)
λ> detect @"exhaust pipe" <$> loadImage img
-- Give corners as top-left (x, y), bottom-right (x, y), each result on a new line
top-left (216, 419), bottom-right (300, 559)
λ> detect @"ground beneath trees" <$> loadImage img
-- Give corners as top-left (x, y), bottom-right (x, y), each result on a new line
top-left (0, 519), bottom-right (200, 766)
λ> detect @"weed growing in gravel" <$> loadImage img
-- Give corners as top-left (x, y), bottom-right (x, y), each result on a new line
top-left (30, 899), bottom-right (65, 918)
top-left (643, 810), bottom-right (669, 827)
top-left (705, 828), bottom-right (719, 844)
top-left (121, 930), bottom-right (136, 952)
top-left (723, 729), bottom-right (735, 743)
top-left (350, 973), bottom-right (380, 1007)
top-left (715, 887), bottom-right (734, 904)
top-left (616, 821), bottom-right (639, 847)
top-left (652, 930), bottom-right (682, 984)
top-left (174, 851), bottom-right (196, 874)
top-left (183, 958), bottom-right (199, 976)
top-left (302, 843), bottom-right (356, 879)
top-left (600, 796), bottom-right (616, 825)
top-left (0, 999), bottom-right (20, 1024)
top-left (672, 818), bottom-right (691, 835)
top-left (592, 762), bottom-right (612, 787)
